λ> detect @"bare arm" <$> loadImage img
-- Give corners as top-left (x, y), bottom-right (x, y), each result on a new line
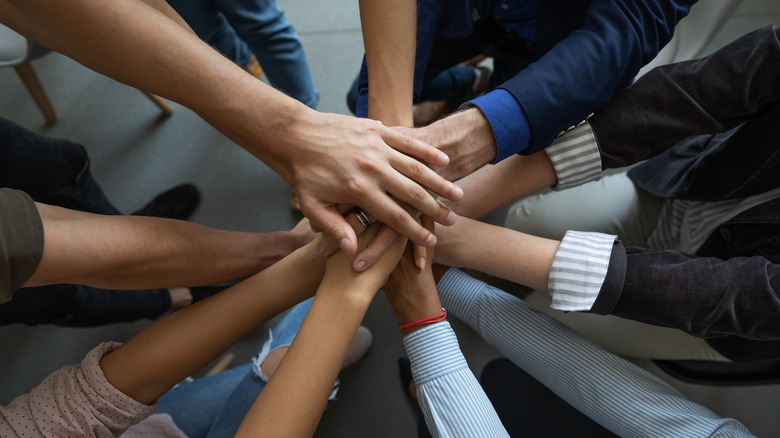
top-left (442, 150), bottom-right (557, 219)
top-left (435, 216), bottom-right (559, 292)
top-left (236, 225), bottom-right (406, 437)
top-left (25, 203), bottom-right (313, 289)
top-left (0, 0), bottom-right (460, 254)
top-left (360, 0), bottom-right (416, 127)
top-left (99, 236), bottom-right (327, 405)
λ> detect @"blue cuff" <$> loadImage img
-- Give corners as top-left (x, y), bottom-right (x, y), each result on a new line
top-left (466, 89), bottom-right (530, 163)
top-left (356, 87), bottom-right (369, 118)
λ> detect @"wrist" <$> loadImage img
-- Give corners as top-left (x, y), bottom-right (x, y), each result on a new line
top-left (386, 280), bottom-right (442, 330)
top-left (249, 96), bottom-right (314, 185)
top-left (428, 108), bottom-right (497, 178)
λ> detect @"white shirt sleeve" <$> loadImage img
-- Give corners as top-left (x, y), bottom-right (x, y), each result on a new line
top-left (548, 230), bottom-right (617, 311)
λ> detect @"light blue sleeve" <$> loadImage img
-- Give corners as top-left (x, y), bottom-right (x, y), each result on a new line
top-left (403, 321), bottom-right (509, 438)
top-left (436, 268), bottom-right (755, 438)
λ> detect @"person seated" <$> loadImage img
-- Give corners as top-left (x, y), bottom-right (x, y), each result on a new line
top-left (429, 25), bottom-right (780, 363)
top-left (0, 118), bottom-right (313, 326)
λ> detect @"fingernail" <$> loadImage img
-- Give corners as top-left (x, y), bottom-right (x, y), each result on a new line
top-left (450, 185), bottom-right (464, 200)
top-left (317, 244), bottom-right (327, 255)
top-left (339, 238), bottom-right (351, 251)
top-left (425, 233), bottom-right (437, 246)
top-left (445, 211), bottom-right (457, 225)
top-left (418, 258), bottom-right (426, 270)
top-left (436, 152), bottom-right (449, 167)
top-left (356, 260), bottom-right (367, 271)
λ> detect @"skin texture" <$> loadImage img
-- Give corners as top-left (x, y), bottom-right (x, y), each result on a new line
top-left (26, 203), bottom-right (314, 289)
top-left (99, 235), bottom-right (330, 405)
top-left (0, 0), bottom-right (462, 259)
top-left (383, 218), bottom-right (444, 336)
top-left (435, 216), bottom-right (560, 293)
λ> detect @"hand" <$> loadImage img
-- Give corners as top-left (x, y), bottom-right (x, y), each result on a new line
top-left (280, 112), bottom-right (463, 256)
top-left (322, 221), bottom-right (408, 294)
top-left (317, 204), bottom-right (430, 272)
top-left (393, 107), bottom-right (498, 182)
top-left (383, 218), bottom-right (443, 334)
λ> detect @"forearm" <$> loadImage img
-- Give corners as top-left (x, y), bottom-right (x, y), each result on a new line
top-left (26, 203), bottom-right (299, 288)
top-left (360, 0), bottom-right (415, 126)
top-left (436, 216), bottom-right (558, 292)
top-left (443, 151), bottom-right (556, 219)
top-left (100, 240), bottom-right (325, 405)
top-left (236, 283), bottom-right (375, 437)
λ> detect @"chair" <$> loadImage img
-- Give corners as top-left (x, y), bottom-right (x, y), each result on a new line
top-left (0, 23), bottom-right (173, 125)
top-left (636, 0), bottom-right (745, 78)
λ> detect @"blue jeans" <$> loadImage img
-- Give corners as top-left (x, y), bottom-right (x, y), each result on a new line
top-left (167, 0), bottom-right (319, 108)
top-left (156, 298), bottom-right (326, 438)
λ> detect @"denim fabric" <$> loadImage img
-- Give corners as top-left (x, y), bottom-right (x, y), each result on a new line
top-left (0, 118), bottom-right (119, 214)
top-left (156, 298), bottom-right (313, 438)
top-left (0, 285), bottom-right (171, 327)
top-left (166, 0), bottom-right (319, 108)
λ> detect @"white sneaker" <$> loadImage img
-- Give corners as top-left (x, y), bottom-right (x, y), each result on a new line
top-left (341, 325), bottom-right (373, 370)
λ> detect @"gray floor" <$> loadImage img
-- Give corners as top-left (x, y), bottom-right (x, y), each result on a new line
top-left (1, 1), bottom-right (779, 437)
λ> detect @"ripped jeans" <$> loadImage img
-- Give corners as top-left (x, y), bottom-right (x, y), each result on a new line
top-left (155, 298), bottom-right (334, 438)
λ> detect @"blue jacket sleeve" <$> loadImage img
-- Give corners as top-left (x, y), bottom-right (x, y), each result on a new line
top-left (501, 0), bottom-right (695, 154)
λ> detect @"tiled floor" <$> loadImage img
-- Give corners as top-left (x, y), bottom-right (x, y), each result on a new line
top-left (1, 1), bottom-right (779, 437)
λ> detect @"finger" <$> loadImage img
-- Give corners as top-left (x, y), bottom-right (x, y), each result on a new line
top-left (391, 152), bottom-right (464, 203)
top-left (353, 224), bottom-right (400, 271)
top-left (319, 208), bottom-right (375, 256)
top-left (381, 164), bottom-right (457, 227)
top-left (413, 242), bottom-right (426, 270)
top-left (413, 216), bottom-right (436, 270)
top-left (357, 191), bottom-right (436, 248)
top-left (300, 201), bottom-right (358, 255)
top-left (381, 126), bottom-right (449, 168)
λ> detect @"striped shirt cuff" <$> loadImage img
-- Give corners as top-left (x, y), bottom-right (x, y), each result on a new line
top-left (546, 122), bottom-right (602, 191)
top-left (548, 231), bottom-right (617, 311)
top-left (403, 321), bottom-right (469, 384)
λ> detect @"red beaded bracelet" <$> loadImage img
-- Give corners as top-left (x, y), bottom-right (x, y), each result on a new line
top-left (398, 308), bottom-right (447, 331)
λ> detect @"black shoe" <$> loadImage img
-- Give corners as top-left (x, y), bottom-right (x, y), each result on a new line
top-left (132, 184), bottom-right (200, 220)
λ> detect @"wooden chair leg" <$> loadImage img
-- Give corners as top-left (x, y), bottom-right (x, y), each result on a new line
top-left (142, 91), bottom-right (174, 117)
top-left (13, 61), bottom-right (58, 125)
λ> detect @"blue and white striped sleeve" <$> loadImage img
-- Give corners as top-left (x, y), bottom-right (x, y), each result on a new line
top-left (403, 322), bottom-right (508, 438)
top-left (545, 121), bottom-right (602, 191)
top-left (437, 268), bottom-right (755, 438)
